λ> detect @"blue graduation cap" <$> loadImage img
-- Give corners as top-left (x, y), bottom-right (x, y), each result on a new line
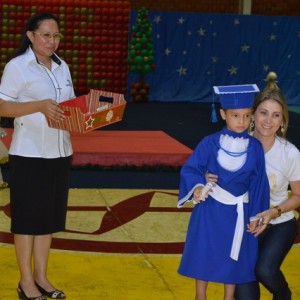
top-left (213, 84), bottom-right (260, 109)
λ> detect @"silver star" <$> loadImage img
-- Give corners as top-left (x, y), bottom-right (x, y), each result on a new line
top-left (241, 44), bottom-right (250, 52)
top-left (177, 66), bottom-right (188, 76)
top-left (177, 17), bottom-right (185, 24)
top-left (263, 65), bottom-right (270, 72)
top-left (228, 66), bottom-right (238, 75)
top-left (164, 48), bottom-right (171, 56)
top-left (233, 18), bottom-right (240, 25)
top-left (270, 34), bottom-right (277, 41)
top-left (153, 16), bottom-right (162, 24)
top-left (197, 28), bottom-right (206, 36)
top-left (211, 56), bottom-right (219, 63)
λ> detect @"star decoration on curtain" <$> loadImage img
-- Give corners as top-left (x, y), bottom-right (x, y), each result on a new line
top-left (164, 48), bottom-right (171, 56)
top-left (177, 17), bottom-right (185, 24)
top-left (133, 11), bottom-right (300, 103)
top-left (241, 44), bottom-right (250, 52)
top-left (211, 56), bottom-right (219, 63)
top-left (177, 66), bottom-right (187, 76)
top-left (153, 15), bottom-right (162, 24)
top-left (228, 66), bottom-right (238, 75)
top-left (197, 28), bottom-right (206, 36)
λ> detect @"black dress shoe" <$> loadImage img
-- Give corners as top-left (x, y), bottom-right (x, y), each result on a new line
top-left (35, 282), bottom-right (66, 299)
top-left (17, 283), bottom-right (46, 300)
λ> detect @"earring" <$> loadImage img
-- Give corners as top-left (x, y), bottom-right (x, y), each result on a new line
top-left (281, 124), bottom-right (285, 133)
top-left (250, 120), bottom-right (255, 130)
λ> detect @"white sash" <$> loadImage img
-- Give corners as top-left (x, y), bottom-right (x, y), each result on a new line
top-left (209, 184), bottom-right (249, 261)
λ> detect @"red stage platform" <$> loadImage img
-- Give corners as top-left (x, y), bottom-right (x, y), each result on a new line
top-left (2, 129), bottom-right (192, 167)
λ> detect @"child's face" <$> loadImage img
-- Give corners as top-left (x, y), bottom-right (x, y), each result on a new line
top-left (220, 108), bottom-right (252, 133)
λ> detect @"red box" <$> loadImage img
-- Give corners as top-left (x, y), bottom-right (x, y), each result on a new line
top-left (46, 89), bottom-right (126, 133)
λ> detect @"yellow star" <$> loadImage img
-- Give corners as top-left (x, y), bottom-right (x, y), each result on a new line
top-left (85, 115), bottom-right (95, 129)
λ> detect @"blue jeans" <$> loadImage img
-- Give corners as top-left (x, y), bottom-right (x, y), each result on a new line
top-left (235, 218), bottom-right (298, 300)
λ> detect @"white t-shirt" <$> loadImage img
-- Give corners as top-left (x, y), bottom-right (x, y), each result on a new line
top-left (265, 137), bottom-right (300, 224)
top-left (0, 47), bottom-right (75, 158)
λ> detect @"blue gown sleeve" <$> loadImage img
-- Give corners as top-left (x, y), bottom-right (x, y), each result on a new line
top-left (178, 136), bottom-right (212, 207)
top-left (248, 140), bottom-right (270, 219)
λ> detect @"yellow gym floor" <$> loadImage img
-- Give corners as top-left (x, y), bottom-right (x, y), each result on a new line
top-left (1, 188), bottom-right (299, 299)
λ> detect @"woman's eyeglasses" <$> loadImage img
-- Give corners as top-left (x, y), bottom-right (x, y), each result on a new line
top-left (32, 32), bottom-right (63, 41)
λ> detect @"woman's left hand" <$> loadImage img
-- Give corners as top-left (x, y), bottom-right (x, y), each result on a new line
top-left (247, 208), bottom-right (277, 237)
top-left (37, 99), bottom-right (65, 121)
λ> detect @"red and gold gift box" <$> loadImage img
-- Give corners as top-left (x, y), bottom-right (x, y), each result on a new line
top-left (46, 89), bottom-right (126, 133)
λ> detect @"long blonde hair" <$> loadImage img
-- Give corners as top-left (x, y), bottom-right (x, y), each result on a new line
top-left (252, 72), bottom-right (289, 138)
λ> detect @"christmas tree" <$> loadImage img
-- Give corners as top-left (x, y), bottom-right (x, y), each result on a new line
top-left (127, 7), bottom-right (155, 102)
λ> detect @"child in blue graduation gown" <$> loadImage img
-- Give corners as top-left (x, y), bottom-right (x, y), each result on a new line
top-left (178, 84), bottom-right (270, 300)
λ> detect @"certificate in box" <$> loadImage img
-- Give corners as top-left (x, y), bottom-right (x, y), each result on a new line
top-left (46, 89), bottom-right (126, 133)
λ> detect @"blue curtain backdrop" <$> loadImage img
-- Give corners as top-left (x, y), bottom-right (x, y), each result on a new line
top-left (127, 11), bottom-right (300, 104)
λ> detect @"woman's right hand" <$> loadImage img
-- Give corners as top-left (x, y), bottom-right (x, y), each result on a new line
top-left (205, 172), bottom-right (218, 184)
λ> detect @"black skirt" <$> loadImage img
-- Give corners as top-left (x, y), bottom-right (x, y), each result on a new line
top-left (9, 155), bottom-right (72, 235)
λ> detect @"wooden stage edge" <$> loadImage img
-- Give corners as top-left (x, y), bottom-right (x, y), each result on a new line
top-left (2, 129), bottom-right (192, 167)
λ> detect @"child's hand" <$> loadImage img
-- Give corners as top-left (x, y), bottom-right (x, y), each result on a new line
top-left (247, 215), bottom-right (268, 236)
top-left (249, 208), bottom-right (276, 237)
top-left (192, 183), bottom-right (213, 204)
top-left (247, 218), bottom-right (261, 232)
top-left (192, 186), bottom-right (203, 204)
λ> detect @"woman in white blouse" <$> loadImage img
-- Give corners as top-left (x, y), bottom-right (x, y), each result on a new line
top-left (0, 13), bottom-right (74, 300)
